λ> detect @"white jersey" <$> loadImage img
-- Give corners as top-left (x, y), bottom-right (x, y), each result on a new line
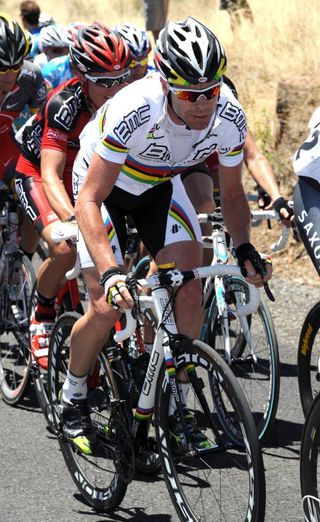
top-left (292, 107), bottom-right (320, 182)
top-left (73, 74), bottom-right (247, 196)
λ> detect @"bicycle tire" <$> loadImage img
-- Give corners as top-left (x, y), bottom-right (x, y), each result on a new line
top-left (154, 338), bottom-right (266, 522)
top-left (300, 392), bottom-right (320, 521)
top-left (297, 301), bottom-right (320, 417)
top-left (204, 278), bottom-right (280, 443)
top-left (47, 312), bottom-right (128, 512)
top-left (0, 253), bottom-right (35, 405)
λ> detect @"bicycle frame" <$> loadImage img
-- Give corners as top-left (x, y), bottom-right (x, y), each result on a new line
top-left (200, 211), bottom-right (255, 364)
top-left (114, 264), bottom-right (260, 437)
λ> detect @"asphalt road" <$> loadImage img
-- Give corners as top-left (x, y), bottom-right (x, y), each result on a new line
top-left (0, 274), bottom-right (318, 522)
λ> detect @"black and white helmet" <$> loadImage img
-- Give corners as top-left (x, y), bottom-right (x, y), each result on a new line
top-left (154, 17), bottom-right (227, 86)
top-left (0, 14), bottom-right (29, 68)
top-left (115, 23), bottom-right (151, 60)
top-left (38, 24), bottom-right (69, 51)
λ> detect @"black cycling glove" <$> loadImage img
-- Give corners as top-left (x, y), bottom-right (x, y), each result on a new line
top-left (257, 185), bottom-right (271, 209)
top-left (235, 243), bottom-right (267, 278)
top-left (235, 242), bottom-right (275, 301)
top-left (272, 197), bottom-right (294, 221)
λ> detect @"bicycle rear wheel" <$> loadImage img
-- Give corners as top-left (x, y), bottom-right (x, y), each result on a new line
top-left (204, 278), bottom-right (280, 443)
top-left (0, 253), bottom-right (35, 405)
top-left (47, 312), bottom-right (129, 512)
top-left (155, 338), bottom-right (266, 522)
top-left (300, 393), bottom-right (320, 520)
top-left (297, 302), bottom-right (320, 417)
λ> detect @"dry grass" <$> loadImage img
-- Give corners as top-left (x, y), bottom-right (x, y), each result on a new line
top-left (4, 0), bottom-right (319, 284)
top-left (6, 0), bottom-right (320, 126)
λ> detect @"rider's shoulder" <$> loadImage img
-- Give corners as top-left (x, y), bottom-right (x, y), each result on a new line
top-left (19, 60), bottom-right (43, 82)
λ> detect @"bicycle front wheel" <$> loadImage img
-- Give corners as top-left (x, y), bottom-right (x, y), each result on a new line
top-left (48, 312), bottom-right (129, 512)
top-left (297, 301), bottom-right (320, 417)
top-left (0, 253), bottom-right (35, 405)
top-left (205, 281), bottom-right (280, 443)
top-left (155, 338), bottom-right (266, 522)
top-left (300, 393), bottom-right (320, 520)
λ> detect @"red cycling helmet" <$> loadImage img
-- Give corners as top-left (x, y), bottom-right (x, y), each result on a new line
top-left (69, 24), bottom-right (131, 74)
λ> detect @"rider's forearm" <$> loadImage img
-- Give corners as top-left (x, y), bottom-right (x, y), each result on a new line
top-left (75, 198), bottom-right (118, 275)
top-left (246, 154), bottom-right (281, 202)
top-left (42, 176), bottom-right (74, 221)
top-left (221, 192), bottom-right (251, 248)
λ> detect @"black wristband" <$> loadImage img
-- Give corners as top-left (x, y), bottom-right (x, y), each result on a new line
top-left (64, 214), bottom-right (76, 223)
top-left (99, 267), bottom-right (124, 286)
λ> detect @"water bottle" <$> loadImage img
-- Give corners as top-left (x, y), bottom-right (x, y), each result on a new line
top-left (132, 352), bottom-right (150, 391)
top-left (107, 345), bottom-right (136, 401)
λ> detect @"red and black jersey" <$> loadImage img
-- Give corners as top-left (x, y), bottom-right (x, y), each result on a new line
top-left (20, 77), bottom-right (91, 171)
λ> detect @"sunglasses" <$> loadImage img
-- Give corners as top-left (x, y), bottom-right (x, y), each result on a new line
top-left (0, 64), bottom-right (22, 75)
top-left (168, 80), bottom-right (222, 103)
top-left (130, 57), bottom-right (148, 68)
top-left (85, 70), bottom-right (130, 88)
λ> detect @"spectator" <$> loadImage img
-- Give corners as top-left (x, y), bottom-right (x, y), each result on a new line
top-left (19, 1), bottom-right (41, 57)
top-left (219, 0), bottom-right (253, 28)
top-left (142, 0), bottom-right (169, 43)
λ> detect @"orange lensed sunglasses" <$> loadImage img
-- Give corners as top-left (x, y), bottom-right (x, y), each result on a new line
top-left (130, 57), bottom-right (148, 68)
top-left (0, 64), bottom-right (22, 75)
top-left (168, 81), bottom-right (222, 102)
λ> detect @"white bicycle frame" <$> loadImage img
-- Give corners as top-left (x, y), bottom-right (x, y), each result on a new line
top-left (199, 212), bottom-right (257, 364)
top-left (114, 265), bottom-right (260, 432)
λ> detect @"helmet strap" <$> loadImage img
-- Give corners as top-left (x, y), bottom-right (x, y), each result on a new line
top-left (167, 92), bottom-right (190, 129)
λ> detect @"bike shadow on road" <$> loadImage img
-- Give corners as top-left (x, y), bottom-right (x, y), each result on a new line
top-left (12, 380), bottom-right (41, 412)
top-left (74, 498), bottom-right (173, 521)
top-left (261, 418), bottom-right (303, 460)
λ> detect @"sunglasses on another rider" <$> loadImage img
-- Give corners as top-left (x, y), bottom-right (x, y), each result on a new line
top-left (129, 57), bottom-right (148, 68)
top-left (168, 80), bottom-right (222, 102)
top-left (0, 63), bottom-right (22, 75)
top-left (85, 70), bottom-right (130, 88)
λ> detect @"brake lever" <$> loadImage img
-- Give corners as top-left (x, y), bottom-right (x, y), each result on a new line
top-left (263, 281), bottom-right (275, 302)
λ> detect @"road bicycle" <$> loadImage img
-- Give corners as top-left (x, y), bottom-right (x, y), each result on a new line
top-left (47, 262), bottom-right (266, 520)
top-left (0, 187), bottom-right (36, 405)
top-left (135, 206), bottom-right (288, 443)
top-left (198, 208), bottom-right (284, 443)
top-left (300, 392), bottom-right (320, 521)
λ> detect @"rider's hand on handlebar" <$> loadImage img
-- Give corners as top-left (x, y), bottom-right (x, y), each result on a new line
top-left (235, 243), bottom-right (273, 287)
top-left (272, 197), bottom-right (295, 228)
top-left (100, 269), bottom-right (134, 311)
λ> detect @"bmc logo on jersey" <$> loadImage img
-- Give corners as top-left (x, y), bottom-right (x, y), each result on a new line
top-left (114, 104), bottom-right (150, 144)
top-left (220, 102), bottom-right (246, 140)
top-left (53, 87), bottom-right (82, 131)
top-left (139, 143), bottom-right (171, 161)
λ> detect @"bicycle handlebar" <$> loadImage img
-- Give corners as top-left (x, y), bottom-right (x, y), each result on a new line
top-left (113, 265), bottom-right (261, 343)
top-left (51, 221), bottom-right (78, 243)
top-left (50, 221), bottom-right (80, 280)
top-left (198, 209), bottom-right (291, 253)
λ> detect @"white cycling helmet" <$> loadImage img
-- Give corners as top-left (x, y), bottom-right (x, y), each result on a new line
top-left (38, 24), bottom-right (69, 51)
top-left (154, 17), bottom-right (227, 86)
top-left (115, 23), bottom-right (151, 60)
